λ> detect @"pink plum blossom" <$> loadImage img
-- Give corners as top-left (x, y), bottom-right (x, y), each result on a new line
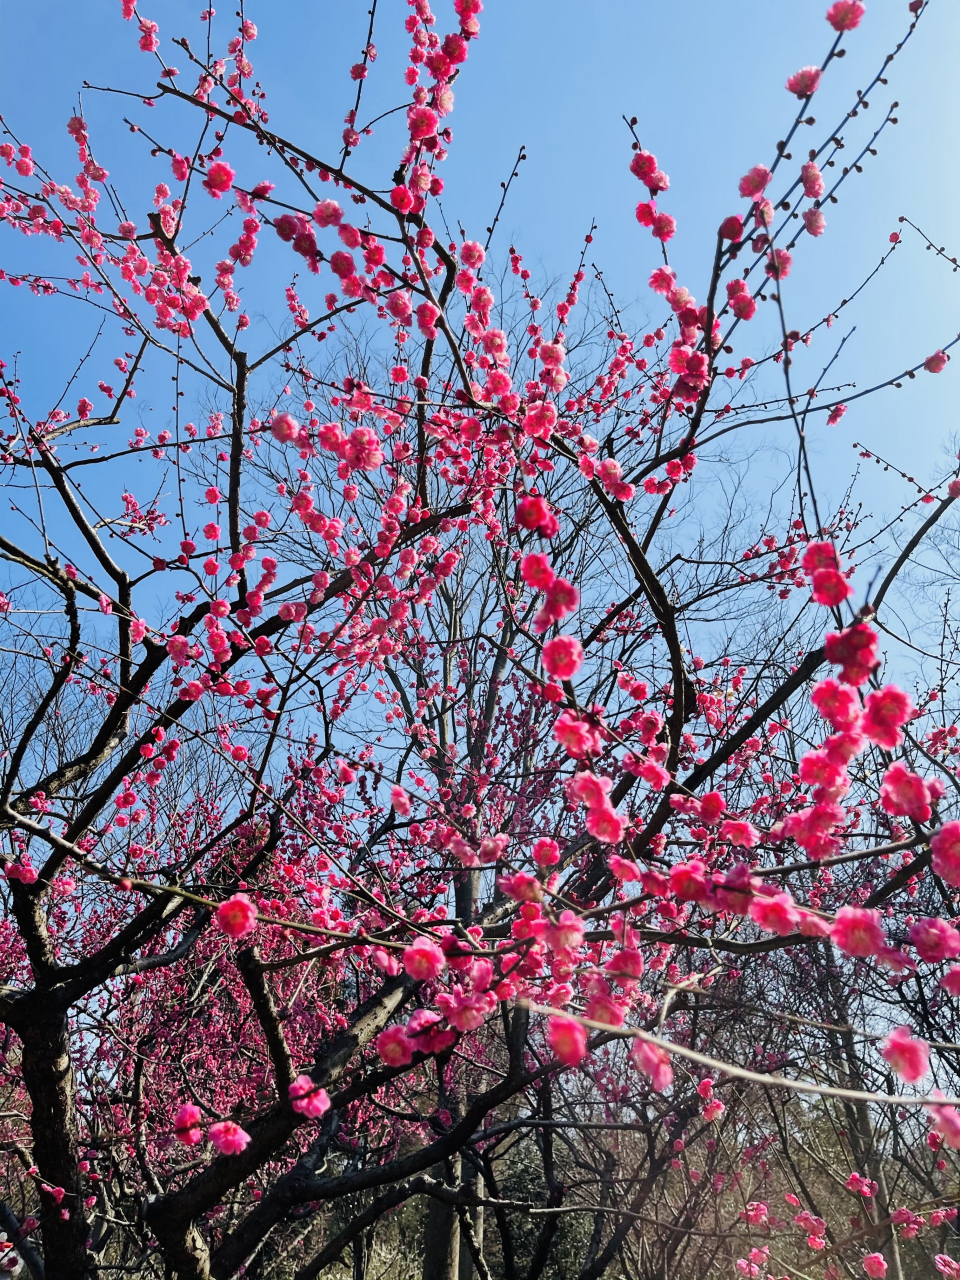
top-left (861, 685), bottom-right (914, 750)
top-left (313, 199), bottom-right (343, 227)
top-left (826, 1), bottom-right (866, 32)
top-left (288, 1075), bottom-right (331, 1117)
top-left (270, 412), bottom-right (300, 444)
top-left (173, 1103), bottom-right (203, 1145)
top-left (738, 165), bottom-right (772, 199)
top-left (803, 208), bottom-right (827, 237)
top-left (811, 679), bottom-right (861, 731)
top-left (932, 823), bottom-right (960, 886)
top-left (786, 66), bottom-right (823, 97)
top-left (925, 350), bottom-right (949, 374)
top-left (533, 838), bottom-right (560, 867)
top-left (208, 1120), bottom-right (251, 1154)
top-left (749, 892), bottom-right (799, 936)
top-left (880, 763), bottom-right (932, 823)
top-left (879, 1026), bottom-right (929, 1084)
top-left (631, 1039), bottom-right (674, 1091)
top-left (831, 906), bottom-right (885, 957)
top-left (376, 1025), bottom-right (415, 1066)
top-left (548, 1015), bottom-right (587, 1065)
top-left (402, 937), bottom-right (446, 981)
top-left (215, 893), bottom-right (258, 940)
top-left (802, 161), bottom-right (825, 198)
top-left (910, 917), bottom-right (960, 963)
top-left (202, 161), bottom-right (236, 199)
top-left (718, 820), bottom-right (760, 849)
top-left (542, 635), bottom-right (584, 680)
top-left (391, 786), bottom-right (412, 816)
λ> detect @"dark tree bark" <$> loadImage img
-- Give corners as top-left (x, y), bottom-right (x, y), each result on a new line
top-left (422, 1159), bottom-right (460, 1280)
top-left (16, 1007), bottom-right (88, 1279)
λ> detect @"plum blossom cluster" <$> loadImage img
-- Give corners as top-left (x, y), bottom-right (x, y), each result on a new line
top-left (0, 0), bottom-right (958, 1275)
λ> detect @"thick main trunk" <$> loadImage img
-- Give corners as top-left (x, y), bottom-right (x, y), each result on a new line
top-left (155, 974), bottom-right (416, 1279)
top-left (18, 1007), bottom-right (89, 1280)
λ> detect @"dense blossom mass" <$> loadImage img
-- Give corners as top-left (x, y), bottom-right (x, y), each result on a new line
top-left (0, 1), bottom-right (957, 1278)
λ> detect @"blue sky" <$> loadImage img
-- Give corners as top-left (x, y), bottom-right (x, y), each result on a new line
top-left (1, 0), bottom-right (958, 522)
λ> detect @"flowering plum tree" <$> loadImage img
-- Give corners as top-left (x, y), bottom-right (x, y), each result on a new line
top-left (0, 1), bottom-right (958, 1278)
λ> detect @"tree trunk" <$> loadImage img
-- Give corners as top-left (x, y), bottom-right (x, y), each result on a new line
top-left (444, 869), bottom-right (479, 1280)
top-left (457, 1168), bottom-right (483, 1280)
top-left (422, 1160), bottom-right (460, 1280)
top-left (17, 1006), bottom-right (89, 1279)
top-left (353, 1229), bottom-right (367, 1280)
